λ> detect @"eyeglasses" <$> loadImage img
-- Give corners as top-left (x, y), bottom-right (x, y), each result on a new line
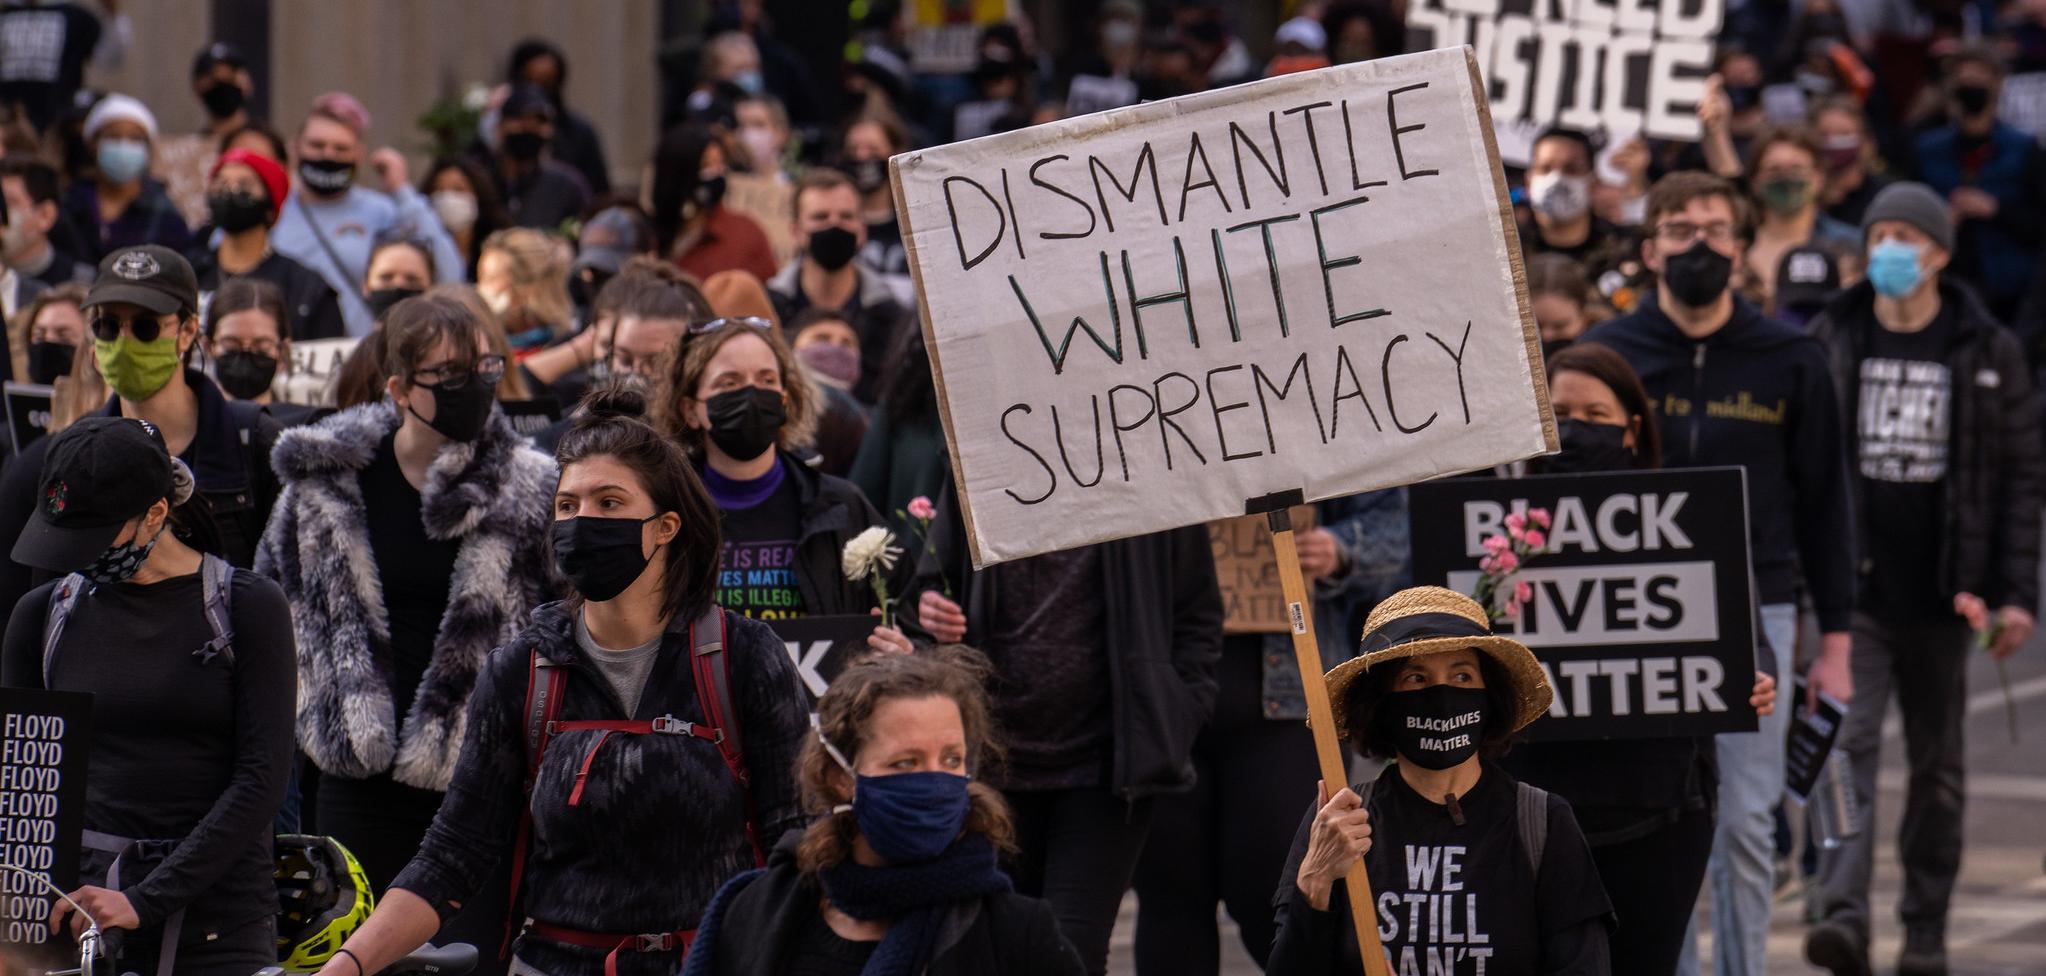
top-left (91, 309), bottom-right (172, 343)
top-left (411, 354), bottom-right (507, 391)
top-left (688, 316), bottom-right (775, 337)
top-left (1656, 221), bottom-right (1738, 246)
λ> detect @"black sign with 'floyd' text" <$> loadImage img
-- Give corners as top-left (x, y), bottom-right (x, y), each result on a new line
top-left (0, 687), bottom-right (91, 949)
top-left (1409, 468), bottom-right (1758, 741)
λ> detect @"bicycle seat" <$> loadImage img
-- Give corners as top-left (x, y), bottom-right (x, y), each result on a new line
top-left (381, 943), bottom-right (479, 976)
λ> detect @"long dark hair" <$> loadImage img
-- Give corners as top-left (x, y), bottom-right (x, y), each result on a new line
top-left (649, 123), bottom-right (726, 255)
top-left (204, 277), bottom-right (287, 341)
top-left (554, 387), bottom-right (722, 625)
top-left (1546, 343), bottom-right (1663, 469)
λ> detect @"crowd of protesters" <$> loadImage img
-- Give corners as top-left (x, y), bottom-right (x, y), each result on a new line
top-left (0, 2), bottom-right (2040, 976)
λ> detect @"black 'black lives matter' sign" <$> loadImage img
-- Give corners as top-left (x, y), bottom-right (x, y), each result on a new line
top-left (0, 687), bottom-right (91, 947)
top-left (1410, 468), bottom-right (1758, 741)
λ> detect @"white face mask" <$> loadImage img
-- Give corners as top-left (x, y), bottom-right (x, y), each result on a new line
top-left (480, 287), bottom-right (512, 316)
top-left (739, 126), bottom-right (781, 173)
top-left (1, 217), bottom-right (34, 260)
top-left (431, 189), bottom-right (479, 233)
top-left (1528, 171), bottom-right (1592, 222)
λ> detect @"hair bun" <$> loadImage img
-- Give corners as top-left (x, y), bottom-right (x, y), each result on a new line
top-left (581, 385), bottom-right (649, 422)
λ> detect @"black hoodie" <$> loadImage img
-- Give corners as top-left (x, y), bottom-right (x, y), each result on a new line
top-left (1582, 296), bottom-right (1856, 632)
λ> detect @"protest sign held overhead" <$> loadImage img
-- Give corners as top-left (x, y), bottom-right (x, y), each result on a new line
top-left (894, 46), bottom-right (1556, 568)
top-left (1409, 468), bottom-right (1758, 741)
top-left (1406, 0), bottom-right (1723, 163)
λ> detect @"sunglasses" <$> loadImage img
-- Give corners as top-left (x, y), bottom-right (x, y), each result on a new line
top-left (688, 316), bottom-right (775, 337)
top-left (90, 309), bottom-right (174, 343)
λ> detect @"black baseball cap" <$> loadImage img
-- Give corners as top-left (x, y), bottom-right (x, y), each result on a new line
top-left (12, 417), bottom-right (175, 573)
top-left (502, 84), bottom-right (557, 122)
top-left (83, 246), bottom-right (199, 317)
top-left (191, 42), bottom-right (246, 79)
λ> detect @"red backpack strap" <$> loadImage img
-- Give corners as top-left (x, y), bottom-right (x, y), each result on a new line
top-left (503, 648), bottom-right (568, 959)
top-left (689, 607), bottom-right (762, 865)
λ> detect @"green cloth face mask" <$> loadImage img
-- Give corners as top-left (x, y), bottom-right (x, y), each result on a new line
top-left (95, 333), bottom-right (181, 401)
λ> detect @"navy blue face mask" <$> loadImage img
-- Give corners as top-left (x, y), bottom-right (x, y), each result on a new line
top-left (822, 731), bottom-right (972, 864)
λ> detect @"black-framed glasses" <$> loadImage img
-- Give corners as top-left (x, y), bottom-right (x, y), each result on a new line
top-left (90, 309), bottom-right (169, 343)
top-left (688, 316), bottom-right (775, 336)
top-left (411, 354), bottom-right (507, 391)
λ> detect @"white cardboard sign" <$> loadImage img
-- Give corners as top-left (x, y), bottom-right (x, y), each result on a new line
top-left (892, 47), bottom-right (1556, 568)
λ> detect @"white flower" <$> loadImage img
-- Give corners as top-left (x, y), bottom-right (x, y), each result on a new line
top-left (842, 526), bottom-right (902, 581)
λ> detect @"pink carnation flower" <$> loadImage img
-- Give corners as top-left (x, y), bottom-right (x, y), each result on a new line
top-left (1495, 551), bottom-right (1519, 574)
top-left (1504, 512), bottom-right (1527, 533)
top-left (1482, 534), bottom-right (1511, 556)
top-left (1523, 529), bottom-right (1546, 549)
top-left (1529, 508), bottom-right (1552, 529)
top-left (907, 496), bottom-right (936, 520)
top-left (1515, 580), bottom-right (1533, 604)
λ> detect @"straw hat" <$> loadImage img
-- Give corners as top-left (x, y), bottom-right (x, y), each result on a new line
top-left (1323, 586), bottom-right (1553, 741)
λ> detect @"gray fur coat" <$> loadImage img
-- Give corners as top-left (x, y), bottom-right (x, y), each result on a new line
top-left (255, 402), bottom-right (558, 790)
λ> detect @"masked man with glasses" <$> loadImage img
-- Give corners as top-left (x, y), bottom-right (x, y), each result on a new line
top-left (1583, 171), bottom-right (1857, 976)
top-left (0, 244), bottom-right (284, 612)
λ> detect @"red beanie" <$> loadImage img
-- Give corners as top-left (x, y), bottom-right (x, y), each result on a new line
top-left (210, 148), bottom-right (290, 224)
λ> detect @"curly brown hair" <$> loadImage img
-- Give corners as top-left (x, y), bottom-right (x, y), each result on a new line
top-left (656, 321), bottom-right (819, 457)
top-left (796, 646), bottom-right (1016, 874)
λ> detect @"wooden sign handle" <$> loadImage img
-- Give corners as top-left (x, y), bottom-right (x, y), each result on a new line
top-left (1267, 514), bottom-right (1392, 976)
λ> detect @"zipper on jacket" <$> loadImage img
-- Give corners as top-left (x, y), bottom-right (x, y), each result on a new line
top-left (1690, 343), bottom-right (1707, 459)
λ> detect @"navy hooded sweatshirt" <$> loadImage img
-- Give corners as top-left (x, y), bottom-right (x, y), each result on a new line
top-left (1582, 296), bottom-right (1856, 633)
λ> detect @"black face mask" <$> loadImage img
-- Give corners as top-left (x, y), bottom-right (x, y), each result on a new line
top-left (207, 189), bottom-right (270, 233)
top-left (807, 225), bottom-right (858, 271)
top-left (1661, 240), bottom-right (1733, 308)
top-left (199, 82), bottom-right (245, 120)
top-left (552, 514), bottom-right (661, 602)
top-left (26, 341), bottom-right (74, 385)
top-left (411, 378), bottom-right (497, 443)
top-left (298, 157), bottom-right (356, 196)
top-left (693, 173), bottom-right (727, 211)
top-left (704, 385), bottom-right (786, 461)
top-left (213, 349), bottom-right (279, 400)
top-left (1531, 417), bottom-right (1636, 475)
top-left (366, 286), bottom-right (424, 321)
top-left (1539, 337), bottom-right (1574, 361)
top-left (1724, 83), bottom-right (1761, 112)
top-left (848, 158), bottom-right (887, 195)
top-left (1955, 85), bottom-right (1994, 116)
top-left (503, 130), bottom-right (547, 162)
top-left (1375, 683), bottom-right (1490, 771)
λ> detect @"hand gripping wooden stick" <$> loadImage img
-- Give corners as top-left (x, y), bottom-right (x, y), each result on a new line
top-left (1266, 506), bottom-right (1391, 976)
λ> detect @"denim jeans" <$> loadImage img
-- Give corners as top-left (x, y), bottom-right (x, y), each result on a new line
top-left (1680, 601), bottom-right (1797, 976)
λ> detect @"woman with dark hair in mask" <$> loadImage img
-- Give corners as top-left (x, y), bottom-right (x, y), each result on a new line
top-left (842, 115), bottom-right (909, 278)
top-left (1268, 586), bottom-right (1614, 976)
top-left (255, 293), bottom-right (557, 952)
top-left (190, 148), bottom-right (346, 340)
top-left (362, 236), bottom-right (437, 324)
top-left (1502, 342), bottom-right (1777, 975)
top-left (309, 386), bottom-right (810, 976)
top-left (656, 317), bottom-right (907, 650)
top-left (683, 646), bottom-right (1086, 976)
top-left (203, 277), bottom-right (316, 424)
top-left (420, 156), bottom-right (513, 283)
top-left (652, 123), bottom-right (778, 283)
top-left (3, 416), bottom-right (295, 976)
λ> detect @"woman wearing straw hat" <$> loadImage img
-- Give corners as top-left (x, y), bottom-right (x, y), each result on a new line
top-left (1267, 586), bottom-right (1615, 976)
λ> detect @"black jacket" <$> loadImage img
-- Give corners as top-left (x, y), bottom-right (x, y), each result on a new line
top-left (1582, 298), bottom-right (1857, 631)
top-left (191, 247), bottom-right (347, 341)
top-left (0, 370), bottom-right (281, 611)
top-left (390, 602), bottom-right (811, 976)
top-left (1808, 279), bottom-right (2045, 613)
top-left (900, 477), bottom-right (1223, 800)
top-left (684, 832), bottom-right (1084, 976)
top-left (780, 453), bottom-right (889, 616)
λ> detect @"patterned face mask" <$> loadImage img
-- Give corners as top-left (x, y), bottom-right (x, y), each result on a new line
top-left (85, 520), bottom-right (166, 584)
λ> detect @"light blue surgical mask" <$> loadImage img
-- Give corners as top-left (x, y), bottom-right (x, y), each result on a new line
top-left (734, 70), bottom-right (763, 94)
top-left (96, 138), bottom-right (150, 184)
top-left (1867, 238), bottom-right (1927, 299)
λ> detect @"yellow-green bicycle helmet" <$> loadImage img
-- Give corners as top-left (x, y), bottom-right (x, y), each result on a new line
top-left (274, 835), bottom-right (375, 972)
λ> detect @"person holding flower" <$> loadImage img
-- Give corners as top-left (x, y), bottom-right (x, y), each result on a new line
top-left (1802, 185), bottom-right (2043, 976)
top-left (656, 316), bottom-right (907, 652)
top-left (1501, 341), bottom-right (1780, 976)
